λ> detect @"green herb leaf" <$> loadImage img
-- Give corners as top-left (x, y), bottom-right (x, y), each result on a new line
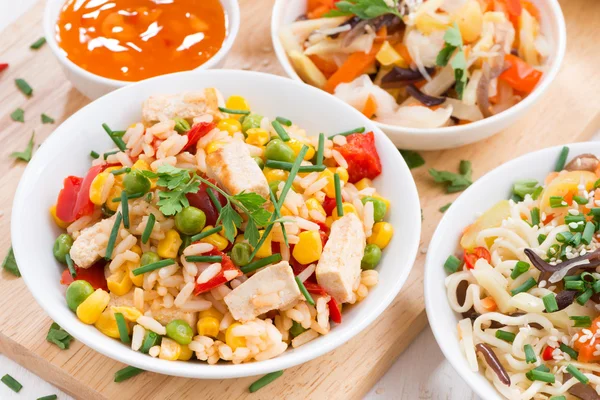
top-left (443, 24), bottom-right (463, 47)
top-left (218, 203), bottom-right (243, 243)
top-left (46, 322), bottom-right (74, 349)
top-left (232, 192), bottom-right (268, 212)
top-left (30, 37), bottom-right (46, 49)
top-left (10, 108), bottom-right (24, 122)
top-left (325, 0), bottom-right (401, 19)
top-left (15, 78), bottom-right (33, 96)
top-left (2, 247), bottom-right (20, 277)
top-left (436, 44), bottom-right (456, 67)
top-left (437, 23), bottom-right (468, 99)
top-left (429, 161), bottom-right (473, 193)
top-left (399, 149), bottom-right (425, 169)
top-left (10, 132), bottom-right (35, 162)
top-left (41, 113), bottom-right (55, 124)
top-left (439, 202), bottom-right (452, 213)
top-left (244, 218), bottom-right (261, 247)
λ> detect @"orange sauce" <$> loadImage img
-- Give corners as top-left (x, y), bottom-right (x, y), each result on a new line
top-left (56, 0), bottom-right (227, 82)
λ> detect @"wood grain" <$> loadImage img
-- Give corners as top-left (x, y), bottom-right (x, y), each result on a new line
top-left (0, 0), bottom-right (599, 399)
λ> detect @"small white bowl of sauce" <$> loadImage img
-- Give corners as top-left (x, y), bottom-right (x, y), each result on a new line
top-left (44, 0), bottom-right (240, 99)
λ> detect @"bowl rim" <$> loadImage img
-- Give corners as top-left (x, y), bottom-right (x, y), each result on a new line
top-left (11, 69), bottom-right (422, 379)
top-left (42, 0), bottom-right (241, 88)
top-left (270, 0), bottom-right (567, 138)
top-left (423, 142), bottom-right (597, 399)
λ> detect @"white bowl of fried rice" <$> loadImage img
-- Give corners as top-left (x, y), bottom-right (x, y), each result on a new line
top-left (11, 70), bottom-right (421, 380)
top-left (425, 142), bottom-right (600, 399)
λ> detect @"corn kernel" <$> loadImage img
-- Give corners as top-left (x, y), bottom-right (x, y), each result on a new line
top-left (253, 230), bottom-right (272, 259)
top-left (367, 222), bottom-right (394, 249)
top-left (130, 245), bottom-right (142, 256)
top-left (132, 160), bottom-right (156, 188)
top-left (415, 12), bottom-right (450, 34)
top-left (225, 95), bottom-right (250, 120)
top-left (49, 205), bottom-right (69, 229)
top-left (199, 225), bottom-right (228, 251)
top-left (77, 289), bottom-right (110, 324)
top-left (89, 172), bottom-right (112, 206)
top-left (332, 203), bottom-right (358, 220)
top-left (217, 118), bottom-right (242, 136)
top-left (200, 308), bottom-right (224, 321)
top-left (288, 139), bottom-right (315, 161)
top-left (159, 337), bottom-right (182, 361)
top-left (263, 167), bottom-right (289, 183)
top-left (178, 344), bottom-right (194, 361)
top-left (105, 182), bottom-right (123, 212)
top-left (94, 309), bottom-right (121, 339)
top-left (292, 231), bottom-right (323, 265)
top-left (226, 323), bottom-right (246, 351)
top-left (206, 140), bottom-right (227, 154)
top-left (280, 206), bottom-right (293, 217)
top-left (245, 128), bottom-right (270, 146)
top-left (454, 1), bottom-right (483, 43)
top-left (107, 267), bottom-right (133, 296)
top-left (305, 198), bottom-right (326, 217)
top-left (197, 317), bottom-right (220, 338)
top-left (354, 178), bottom-right (373, 191)
top-left (328, 167), bottom-right (348, 184)
top-left (376, 41), bottom-right (404, 67)
top-left (318, 169), bottom-right (336, 198)
top-left (111, 306), bottom-right (142, 322)
top-left (325, 216), bottom-right (334, 228)
top-left (128, 261), bottom-right (144, 287)
top-left (157, 229), bottom-right (183, 258)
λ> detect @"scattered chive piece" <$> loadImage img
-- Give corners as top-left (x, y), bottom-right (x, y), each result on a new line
top-left (566, 364), bottom-right (589, 384)
top-left (10, 132), bottom-right (35, 162)
top-left (549, 196), bottom-right (566, 208)
top-left (570, 315), bottom-right (592, 328)
top-left (560, 343), bottom-right (578, 359)
top-left (41, 113), bottom-right (55, 124)
top-left (298, 165), bottom-right (326, 172)
top-left (334, 173), bottom-right (343, 217)
top-left (115, 312), bottom-right (130, 344)
top-left (577, 288), bottom-right (594, 305)
top-left (525, 368), bottom-right (555, 383)
top-left (565, 280), bottom-right (585, 292)
top-left (582, 221), bottom-right (595, 245)
top-left (103, 150), bottom-right (119, 160)
top-left (102, 123), bottom-right (126, 151)
top-left (272, 120), bottom-right (290, 141)
top-left (573, 195), bottom-right (588, 205)
top-left (295, 276), bottom-right (315, 306)
top-left (2, 247), bottom-right (20, 277)
top-left (510, 261), bottom-right (530, 279)
top-left (218, 107), bottom-right (250, 115)
top-left (1, 374), bottom-right (22, 393)
top-left (104, 212), bottom-right (123, 260)
top-left (444, 255), bottom-right (461, 274)
top-left (46, 322), bottom-right (73, 349)
top-left (554, 146), bottom-right (569, 172)
top-left (10, 108), bottom-right (24, 122)
top-left (542, 293), bottom-right (558, 313)
top-left (510, 277), bottom-right (537, 296)
top-left (15, 78), bottom-right (33, 96)
top-left (269, 188), bottom-right (288, 248)
top-left (37, 395), bottom-right (58, 400)
top-left (316, 132), bottom-right (325, 166)
top-left (263, 160), bottom-right (325, 172)
top-left (495, 330), bottom-right (516, 343)
top-left (537, 234), bottom-right (547, 245)
top-left (593, 280), bottom-right (600, 294)
top-left (30, 37), bottom-right (46, 49)
top-left (276, 116), bottom-right (292, 126)
top-left (328, 126), bottom-right (365, 139)
top-left (185, 255), bottom-right (223, 263)
top-left (524, 344), bottom-right (536, 364)
top-left (141, 213), bottom-right (156, 244)
top-left (90, 150), bottom-right (100, 159)
top-left (249, 370), bottom-right (284, 393)
top-left (530, 207), bottom-right (540, 226)
top-left (531, 186), bottom-right (543, 200)
top-left (114, 366), bottom-right (144, 382)
top-left (190, 226), bottom-right (222, 242)
top-left (240, 254), bottom-right (283, 274)
top-left (439, 202), bottom-right (452, 213)
top-left (111, 192), bottom-right (144, 203)
top-left (549, 396), bottom-right (566, 400)
top-left (547, 244), bottom-right (560, 258)
top-left (65, 253), bottom-right (76, 278)
top-left (132, 259), bottom-right (175, 276)
top-left (121, 191), bottom-right (130, 229)
top-left (111, 167), bottom-right (130, 175)
top-left (206, 188), bottom-right (222, 212)
top-left (563, 274), bottom-right (582, 282)
top-left (399, 149), bottom-right (425, 169)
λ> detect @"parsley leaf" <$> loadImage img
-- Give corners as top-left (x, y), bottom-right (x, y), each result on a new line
top-left (10, 132), bottom-right (34, 162)
top-left (146, 165), bottom-right (199, 215)
top-left (429, 160), bottom-right (473, 193)
top-left (244, 219), bottom-right (261, 247)
top-left (41, 113), bottom-right (55, 124)
top-left (46, 322), bottom-right (73, 350)
top-left (399, 149), bottom-right (425, 169)
top-left (324, 0), bottom-right (402, 19)
top-left (217, 203), bottom-right (243, 243)
top-left (10, 108), bottom-right (24, 122)
top-left (444, 25), bottom-right (463, 47)
top-left (436, 23), bottom-right (468, 99)
top-left (439, 202), bottom-right (452, 213)
top-left (2, 247), bottom-right (20, 277)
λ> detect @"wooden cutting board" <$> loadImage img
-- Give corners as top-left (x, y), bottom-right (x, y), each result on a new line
top-left (1, 0), bottom-right (599, 399)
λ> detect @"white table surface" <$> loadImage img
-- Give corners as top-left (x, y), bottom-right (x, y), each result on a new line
top-left (0, 1), bottom-right (477, 399)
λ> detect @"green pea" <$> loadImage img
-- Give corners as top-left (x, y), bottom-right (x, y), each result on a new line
top-left (361, 196), bottom-right (387, 222)
top-left (174, 206), bottom-right (207, 235)
top-left (53, 234), bottom-right (73, 264)
top-left (65, 280), bottom-right (94, 312)
top-left (241, 113), bottom-right (263, 134)
top-left (269, 180), bottom-right (283, 197)
top-left (361, 244), bottom-right (382, 270)
top-left (231, 242), bottom-right (252, 266)
top-left (123, 170), bottom-right (151, 196)
top-left (166, 319), bottom-right (193, 345)
top-left (290, 321), bottom-right (306, 338)
top-left (253, 156), bottom-right (265, 170)
top-left (173, 117), bottom-right (190, 134)
top-left (265, 139), bottom-right (296, 163)
top-left (178, 234), bottom-right (191, 256)
top-left (140, 331), bottom-right (161, 353)
top-left (140, 251), bottom-right (161, 266)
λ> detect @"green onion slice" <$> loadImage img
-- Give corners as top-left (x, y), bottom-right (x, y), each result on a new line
top-left (328, 126), bottom-right (365, 139)
top-left (90, 150), bottom-right (100, 159)
top-left (102, 123), bottom-right (126, 151)
top-left (15, 78), bottom-right (33, 96)
top-left (276, 116), bottom-right (292, 126)
top-left (115, 312), bottom-right (131, 344)
top-left (65, 253), bottom-right (76, 278)
top-left (542, 293), bottom-right (558, 313)
top-left (566, 364), bottom-right (589, 384)
top-left (559, 343), bottom-right (578, 359)
top-left (218, 107), bottom-right (250, 115)
top-left (1, 374), bottom-right (22, 393)
top-left (570, 315), bottom-right (592, 328)
top-left (185, 255), bottom-right (223, 263)
top-left (141, 213), bottom-right (156, 244)
top-left (510, 261), bottom-right (530, 280)
top-left (524, 344), bottom-right (536, 364)
top-left (444, 255), bottom-right (461, 274)
top-left (295, 276), bottom-right (315, 306)
top-left (554, 146), bottom-right (569, 172)
top-left (495, 330), bottom-right (516, 343)
top-left (121, 191), bottom-right (130, 229)
top-left (249, 370), bottom-right (284, 393)
top-left (510, 277), bottom-right (537, 296)
top-left (271, 120), bottom-right (290, 142)
top-left (190, 226), bottom-right (223, 242)
top-left (316, 132), bottom-right (325, 166)
top-left (334, 172), bottom-right (343, 217)
top-left (132, 259), bottom-right (175, 276)
top-left (240, 254), bottom-right (283, 274)
top-left (114, 366), bottom-right (144, 382)
top-left (206, 188), bottom-right (222, 212)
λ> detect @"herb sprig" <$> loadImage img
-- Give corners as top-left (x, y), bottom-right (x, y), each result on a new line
top-left (436, 23), bottom-right (468, 99)
top-left (324, 0), bottom-right (402, 19)
top-left (10, 132), bottom-right (35, 162)
top-left (46, 322), bottom-right (74, 349)
top-left (429, 160), bottom-right (472, 193)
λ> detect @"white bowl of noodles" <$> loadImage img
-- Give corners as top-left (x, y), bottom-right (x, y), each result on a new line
top-left (425, 142), bottom-right (600, 399)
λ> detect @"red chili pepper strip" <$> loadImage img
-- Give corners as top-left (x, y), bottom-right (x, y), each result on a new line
top-left (0, 63), bottom-right (8, 73)
top-left (542, 346), bottom-right (555, 361)
top-left (194, 249), bottom-right (241, 294)
top-left (182, 122), bottom-right (216, 152)
top-left (499, 54), bottom-right (543, 95)
top-left (463, 247), bottom-right (491, 269)
top-left (328, 297), bottom-right (342, 324)
top-left (56, 176), bottom-right (83, 222)
top-left (60, 260), bottom-right (108, 290)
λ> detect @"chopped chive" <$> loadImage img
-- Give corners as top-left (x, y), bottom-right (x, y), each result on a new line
top-left (263, 160), bottom-right (325, 172)
top-left (2, 247), bottom-right (20, 277)
top-left (510, 261), bottom-right (530, 279)
top-left (530, 208), bottom-right (540, 226)
top-left (566, 364), bottom-right (589, 384)
top-left (190, 226), bottom-right (222, 242)
top-left (269, 188), bottom-right (288, 248)
top-left (570, 315), bottom-right (592, 328)
top-left (554, 146), bottom-right (569, 171)
top-left (334, 173), bottom-right (343, 216)
top-left (537, 234), bottom-right (547, 245)
top-left (111, 167), bottom-right (131, 175)
top-left (524, 344), bottom-right (536, 364)
top-left (185, 255), bottom-right (223, 263)
top-left (10, 108), bottom-right (24, 122)
top-left (240, 254), bottom-right (283, 274)
top-left (549, 196), bottom-right (566, 208)
top-left (582, 221), bottom-right (595, 245)
top-left (444, 255), bottom-right (461, 274)
top-left (559, 343), bottom-right (578, 359)
top-left (41, 113), bottom-right (55, 124)
top-left (573, 195), bottom-right (588, 205)
top-left (111, 192), bottom-right (144, 202)
top-left (316, 132), bottom-right (325, 166)
top-left (173, 117), bottom-right (190, 133)
top-left (15, 78), bottom-right (33, 96)
top-left (328, 126), bottom-right (365, 139)
top-left (577, 288), bottom-right (594, 305)
top-left (439, 202), bottom-right (452, 213)
top-left (564, 274), bottom-right (582, 282)
top-left (581, 272), bottom-right (596, 283)
top-left (90, 150), bottom-right (100, 159)
top-left (525, 368), bottom-right (555, 383)
top-left (510, 277), bottom-right (537, 296)
top-left (114, 312), bottom-right (130, 344)
top-left (295, 276), bottom-right (315, 306)
top-left (276, 116), bottom-right (292, 126)
top-left (565, 280), bottom-right (585, 292)
top-left (121, 191), bottom-right (130, 229)
top-left (249, 370), bottom-right (284, 393)
top-left (298, 165), bottom-right (326, 172)
top-left (542, 293), bottom-right (558, 313)
top-left (1, 374), bottom-right (22, 393)
top-left (550, 396), bottom-right (566, 400)
top-left (206, 188), bottom-right (222, 212)
top-left (65, 253), bottom-right (76, 278)
top-left (565, 214), bottom-right (586, 230)
top-left (495, 330), bottom-right (516, 343)
top-left (593, 279), bottom-right (600, 293)
top-left (132, 259), bottom-right (175, 276)
top-left (272, 120), bottom-right (290, 141)
top-left (102, 123), bottom-right (126, 151)
top-left (218, 107), bottom-right (250, 115)
top-left (103, 150), bottom-right (119, 160)
top-left (547, 244), bottom-right (560, 258)
top-left (531, 186), bottom-right (543, 200)
top-left (533, 364), bottom-right (550, 373)
top-left (114, 366), bottom-right (144, 382)
top-left (37, 395), bottom-right (58, 400)
top-left (30, 37), bottom-right (46, 49)
top-left (105, 212), bottom-right (123, 260)
top-left (556, 231), bottom-right (574, 243)
top-left (141, 213), bottom-right (155, 244)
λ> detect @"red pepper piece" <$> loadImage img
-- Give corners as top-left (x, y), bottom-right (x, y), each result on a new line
top-left (336, 132), bottom-right (382, 183)
top-left (194, 249), bottom-right (241, 294)
top-left (186, 178), bottom-right (227, 226)
top-left (56, 176), bottom-right (83, 222)
top-left (328, 297), bottom-right (342, 324)
top-left (60, 260), bottom-right (108, 291)
top-left (504, 0), bottom-right (522, 16)
top-left (499, 54), bottom-right (543, 95)
top-left (322, 196), bottom-right (336, 216)
top-left (463, 247), bottom-right (491, 269)
top-left (182, 122), bottom-right (216, 152)
top-left (542, 346), bottom-right (555, 361)
top-left (304, 281), bottom-right (327, 296)
top-left (0, 63), bottom-right (8, 73)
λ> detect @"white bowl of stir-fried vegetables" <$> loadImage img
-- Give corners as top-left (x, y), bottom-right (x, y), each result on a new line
top-left (11, 70), bottom-right (421, 380)
top-left (425, 143), bottom-right (600, 399)
top-left (271, 0), bottom-right (566, 150)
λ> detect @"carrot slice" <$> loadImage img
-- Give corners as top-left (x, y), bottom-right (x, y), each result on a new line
top-left (481, 296), bottom-right (497, 312)
top-left (393, 42), bottom-right (413, 65)
top-left (307, 4), bottom-right (331, 19)
top-left (308, 55), bottom-right (338, 77)
top-left (361, 94), bottom-right (377, 119)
